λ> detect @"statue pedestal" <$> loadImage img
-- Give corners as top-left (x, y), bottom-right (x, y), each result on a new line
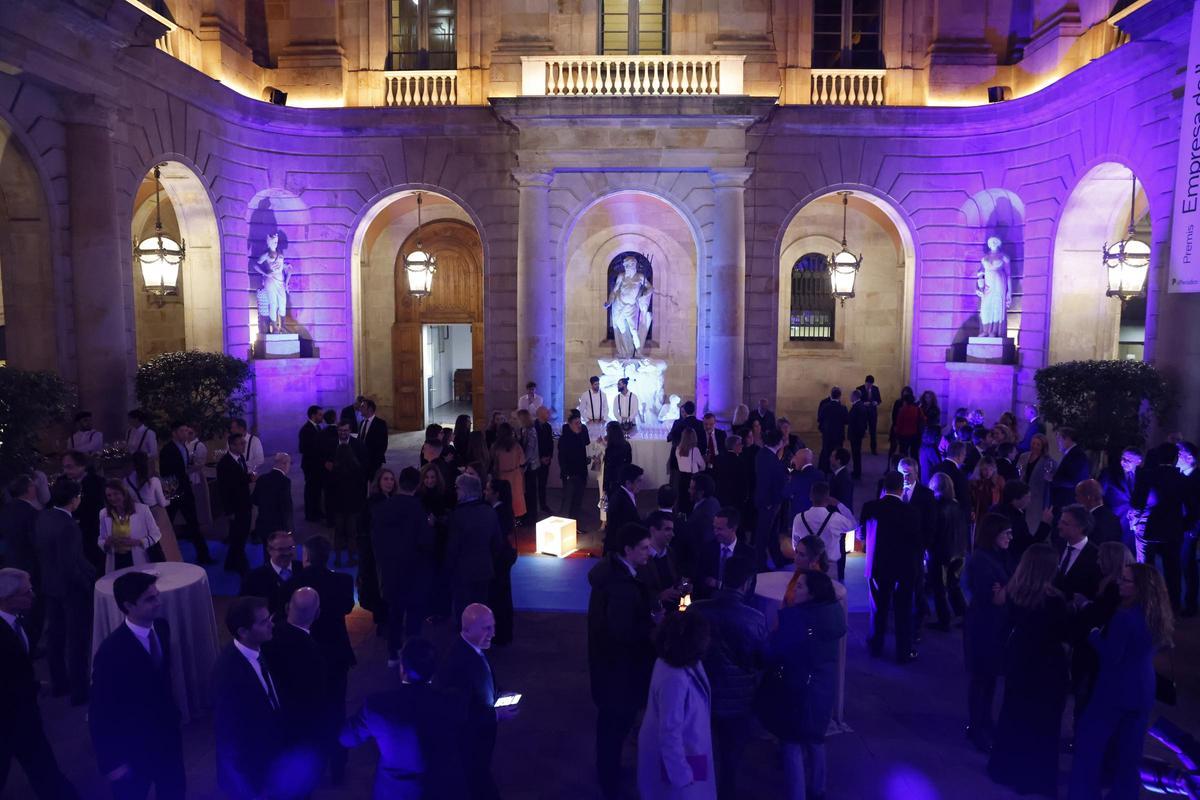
top-left (251, 357), bottom-right (322, 455)
top-left (946, 362), bottom-right (1017, 427)
top-left (254, 333), bottom-right (312, 359)
top-left (966, 336), bottom-right (1016, 365)
top-left (597, 357), bottom-right (669, 425)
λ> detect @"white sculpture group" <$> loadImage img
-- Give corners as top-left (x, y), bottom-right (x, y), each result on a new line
top-left (605, 255), bottom-right (654, 359)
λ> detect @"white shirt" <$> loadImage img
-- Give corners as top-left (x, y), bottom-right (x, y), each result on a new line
top-left (518, 393), bottom-right (544, 416)
top-left (613, 391), bottom-right (639, 423)
top-left (616, 556), bottom-right (638, 577)
top-left (233, 639), bottom-right (278, 702)
top-left (186, 440), bottom-right (208, 484)
top-left (126, 475), bottom-right (169, 508)
top-left (126, 425), bottom-right (158, 457)
top-left (622, 485), bottom-right (637, 506)
top-left (579, 389), bottom-right (608, 423)
top-left (792, 506), bottom-right (856, 562)
top-left (125, 619), bottom-right (154, 655)
top-left (67, 430), bottom-right (103, 454)
top-left (0, 609), bottom-right (27, 652)
top-left (675, 448), bottom-right (706, 474)
top-left (270, 560), bottom-right (293, 580)
top-left (243, 433), bottom-right (265, 474)
top-left (1060, 536), bottom-right (1089, 574)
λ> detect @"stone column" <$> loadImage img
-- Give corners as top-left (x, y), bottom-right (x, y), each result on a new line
top-left (514, 170), bottom-right (557, 418)
top-left (66, 98), bottom-right (132, 438)
top-left (707, 169), bottom-right (752, 421)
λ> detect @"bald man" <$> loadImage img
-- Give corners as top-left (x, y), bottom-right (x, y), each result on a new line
top-left (263, 587), bottom-right (327, 792)
top-left (1076, 479), bottom-right (1123, 545)
top-left (438, 604), bottom-right (513, 800)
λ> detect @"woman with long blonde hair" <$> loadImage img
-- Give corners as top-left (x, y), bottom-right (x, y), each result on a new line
top-left (1016, 433), bottom-right (1054, 533)
top-left (988, 543), bottom-right (1070, 796)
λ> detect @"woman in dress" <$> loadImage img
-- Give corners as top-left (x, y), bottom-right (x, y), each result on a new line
top-left (490, 422), bottom-right (527, 520)
top-left (919, 390), bottom-right (941, 433)
top-left (1017, 433), bottom-right (1055, 533)
top-left (125, 452), bottom-right (182, 562)
top-left (1068, 562), bottom-right (1175, 800)
top-left (987, 543), bottom-right (1070, 796)
top-left (465, 431), bottom-right (491, 477)
top-left (485, 477), bottom-right (519, 647)
top-left (601, 421), bottom-right (632, 503)
top-left (637, 611), bottom-right (716, 800)
top-left (359, 466), bottom-right (397, 632)
top-left (674, 428), bottom-right (705, 515)
top-left (418, 462), bottom-right (453, 621)
top-left (765, 570), bottom-right (847, 800)
top-left (1068, 542), bottom-right (1133, 728)
top-left (452, 414), bottom-right (472, 460)
top-left (98, 480), bottom-right (164, 573)
top-left (484, 411), bottom-right (505, 450)
top-left (968, 457), bottom-right (1006, 524)
top-left (961, 512), bottom-right (1013, 752)
top-left (889, 386), bottom-right (916, 459)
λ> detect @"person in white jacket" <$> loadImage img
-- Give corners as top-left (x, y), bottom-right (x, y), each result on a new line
top-left (791, 481), bottom-right (856, 570)
top-left (98, 481), bottom-right (163, 573)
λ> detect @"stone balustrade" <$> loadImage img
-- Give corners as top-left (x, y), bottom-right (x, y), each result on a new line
top-left (383, 70), bottom-right (459, 107)
top-left (520, 55), bottom-right (745, 97)
top-left (810, 69), bottom-right (887, 106)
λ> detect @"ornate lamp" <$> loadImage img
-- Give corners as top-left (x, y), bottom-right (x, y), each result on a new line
top-left (1102, 172), bottom-right (1150, 305)
top-left (134, 165), bottom-right (184, 304)
top-left (829, 191), bottom-right (862, 305)
top-left (404, 192), bottom-right (437, 299)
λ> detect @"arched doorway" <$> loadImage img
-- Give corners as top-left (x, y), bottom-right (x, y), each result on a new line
top-left (1049, 162), bottom-right (1149, 364)
top-left (130, 161), bottom-right (223, 361)
top-left (775, 190), bottom-right (915, 435)
top-left (392, 220), bottom-right (484, 431)
top-left (0, 118), bottom-right (57, 370)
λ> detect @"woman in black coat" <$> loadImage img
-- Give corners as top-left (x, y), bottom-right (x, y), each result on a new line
top-left (485, 477), bottom-right (519, 646)
top-left (418, 464), bottom-right (453, 621)
top-left (601, 422), bottom-right (632, 499)
top-left (960, 512), bottom-right (1014, 752)
top-left (987, 543), bottom-right (1071, 797)
top-left (1068, 541), bottom-right (1131, 725)
top-left (358, 467), bottom-right (397, 630)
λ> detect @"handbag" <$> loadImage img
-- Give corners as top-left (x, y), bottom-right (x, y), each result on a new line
top-left (754, 663), bottom-right (796, 740)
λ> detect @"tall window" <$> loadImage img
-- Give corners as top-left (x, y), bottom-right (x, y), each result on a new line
top-left (389, 0), bottom-right (457, 70)
top-left (790, 253), bottom-right (835, 341)
top-left (600, 0), bottom-right (668, 55)
top-left (813, 0), bottom-right (883, 69)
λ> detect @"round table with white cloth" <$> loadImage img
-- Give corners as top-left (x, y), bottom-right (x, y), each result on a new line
top-left (92, 562), bottom-right (221, 723)
top-left (751, 569), bottom-right (851, 733)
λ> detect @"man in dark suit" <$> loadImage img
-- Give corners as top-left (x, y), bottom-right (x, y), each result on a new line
top-left (341, 638), bottom-right (468, 799)
top-left (829, 447), bottom-right (854, 510)
top-left (211, 597), bottom-right (285, 800)
top-left (340, 395), bottom-right (366, 428)
top-left (61, 450), bottom-right (107, 570)
top-left (239, 530), bottom-right (296, 616)
top-left (587, 525), bottom-right (657, 800)
top-left (782, 448), bottom-right (821, 534)
top-left (685, 473), bottom-right (721, 574)
top-left (639, 511), bottom-right (682, 607)
top-left (714, 435), bottom-right (749, 511)
top-left (285, 535), bottom-right (357, 783)
top-left (446, 474), bottom-right (501, 624)
top-left (854, 375), bottom-right (883, 455)
top-left (964, 430), bottom-right (987, 478)
top-left (0, 568), bottom-right (79, 800)
top-left (1050, 427), bottom-right (1091, 510)
top-left (932, 442), bottom-right (971, 517)
top-left (358, 398), bottom-right (390, 479)
top-left (776, 418), bottom-right (805, 459)
top-left (1100, 447), bottom-right (1143, 551)
top-left (847, 391), bottom-right (870, 478)
top-left (859, 471), bottom-right (923, 663)
top-left (299, 404), bottom-right (325, 522)
top-left (325, 421), bottom-right (368, 567)
top-left (817, 387), bottom-right (850, 473)
top-left (994, 443), bottom-right (1020, 483)
top-left (1017, 404), bottom-right (1046, 453)
top-left (89, 572), bottom-right (185, 799)
top-left (991, 480), bottom-right (1053, 559)
top-left (158, 421), bottom-right (210, 564)
top-left (558, 413), bottom-right (591, 524)
top-left (218, 433), bottom-right (255, 574)
top-left (1053, 504), bottom-right (1102, 601)
top-left (700, 413), bottom-right (727, 466)
top-left (533, 406), bottom-right (555, 514)
top-left (897, 457), bottom-right (936, 635)
top-left (1132, 443), bottom-right (1189, 611)
top-left (603, 464), bottom-right (644, 554)
top-left (747, 398), bottom-right (775, 434)
top-left (0, 476), bottom-right (45, 650)
top-left (35, 477), bottom-right (95, 705)
top-left (251, 453), bottom-right (294, 544)
top-left (753, 430), bottom-right (790, 570)
top-left (439, 603), bottom-right (515, 800)
top-left (1076, 479), bottom-right (1122, 545)
top-left (666, 400), bottom-right (707, 474)
top-left (696, 507), bottom-right (755, 599)
top-left (372, 467), bottom-right (436, 661)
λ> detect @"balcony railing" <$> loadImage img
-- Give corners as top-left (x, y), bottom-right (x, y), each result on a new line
top-left (383, 70), bottom-right (459, 107)
top-left (810, 69), bottom-right (886, 106)
top-left (521, 55), bottom-right (745, 97)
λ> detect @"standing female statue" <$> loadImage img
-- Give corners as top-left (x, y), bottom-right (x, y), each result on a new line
top-left (976, 236), bottom-right (1011, 338)
top-left (255, 231), bottom-right (291, 334)
top-left (604, 255), bottom-right (654, 358)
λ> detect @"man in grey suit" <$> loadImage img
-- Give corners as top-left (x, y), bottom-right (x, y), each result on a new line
top-left (446, 475), bottom-right (501, 627)
top-left (34, 477), bottom-right (95, 705)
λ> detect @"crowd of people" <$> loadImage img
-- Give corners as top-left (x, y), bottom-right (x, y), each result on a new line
top-left (0, 376), bottom-right (1193, 800)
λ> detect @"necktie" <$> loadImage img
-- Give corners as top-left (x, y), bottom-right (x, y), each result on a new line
top-left (13, 616), bottom-right (29, 654)
top-left (1059, 545), bottom-right (1074, 575)
top-left (360, 419), bottom-right (368, 439)
top-left (148, 627), bottom-right (163, 668)
top-left (279, 567), bottom-right (292, 582)
top-left (719, 546), bottom-right (732, 581)
top-left (708, 432), bottom-right (716, 459)
top-left (258, 654), bottom-right (281, 710)
top-left (903, 487), bottom-right (912, 503)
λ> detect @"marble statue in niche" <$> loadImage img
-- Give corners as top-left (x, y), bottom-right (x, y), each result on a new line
top-left (605, 254), bottom-right (654, 358)
top-left (976, 236), bottom-right (1011, 338)
top-left (255, 231), bottom-right (291, 334)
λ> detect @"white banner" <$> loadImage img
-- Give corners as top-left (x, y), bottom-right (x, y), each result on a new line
top-left (1169, 2), bottom-right (1200, 292)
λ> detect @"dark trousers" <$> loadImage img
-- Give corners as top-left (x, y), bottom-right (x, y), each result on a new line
top-left (225, 506), bottom-right (251, 572)
top-left (302, 467), bottom-right (324, 521)
top-left (967, 672), bottom-right (998, 735)
top-left (489, 560), bottom-right (515, 646)
top-left (1139, 539), bottom-right (1182, 611)
top-left (753, 503), bottom-right (787, 570)
top-left (712, 713), bottom-right (755, 800)
top-left (536, 463), bottom-right (550, 511)
top-left (848, 435), bottom-right (864, 477)
top-left (524, 469), bottom-right (539, 522)
top-left (1067, 703), bottom-right (1148, 800)
top-left (596, 702), bottom-right (639, 798)
top-left (928, 555), bottom-right (966, 624)
top-left (44, 591), bottom-right (92, 701)
top-left (561, 474), bottom-right (586, 522)
top-left (867, 573), bottom-right (913, 658)
top-left (110, 748), bottom-right (186, 800)
top-left (0, 710), bottom-right (78, 800)
top-left (167, 492), bottom-right (208, 562)
top-left (1182, 531), bottom-right (1199, 612)
top-left (837, 552), bottom-right (846, 582)
top-left (326, 668), bottom-right (350, 783)
top-left (383, 580), bottom-right (427, 659)
top-left (866, 409), bottom-right (879, 454)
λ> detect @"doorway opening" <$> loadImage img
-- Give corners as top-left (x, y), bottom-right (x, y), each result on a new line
top-left (423, 322), bottom-right (473, 426)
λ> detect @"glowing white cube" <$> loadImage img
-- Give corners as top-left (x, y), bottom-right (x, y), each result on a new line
top-left (536, 516), bottom-right (578, 558)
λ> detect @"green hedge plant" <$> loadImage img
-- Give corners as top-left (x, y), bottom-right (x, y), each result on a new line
top-left (0, 367), bottom-right (77, 482)
top-left (135, 351), bottom-right (252, 442)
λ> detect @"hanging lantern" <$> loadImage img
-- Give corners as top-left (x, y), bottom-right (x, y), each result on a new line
top-left (1102, 172), bottom-right (1149, 305)
top-left (404, 192), bottom-right (437, 299)
top-left (829, 191), bottom-right (862, 305)
top-left (134, 165), bottom-right (185, 303)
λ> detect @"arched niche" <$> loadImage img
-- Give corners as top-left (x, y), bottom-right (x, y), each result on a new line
top-left (562, 191), bottom-right (698, 419)
top-left (1049, 162), bottom-right (1150, 364)
top-left (961, 188), bottom-right (1026, 341)
top-left (131, 161), bottom-right (223, 361)
top-left (244, 188), bottom-right (311, 346)
top-left (0, 118), bottom-right (57, 371)
top-left (775, 190), bottom-right (915, 433)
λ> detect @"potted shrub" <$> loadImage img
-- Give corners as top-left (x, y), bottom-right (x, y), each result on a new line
top-left (135, 351), bottom-right (253, 442)
top-left (0, 367), bottom-right (77, 483)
